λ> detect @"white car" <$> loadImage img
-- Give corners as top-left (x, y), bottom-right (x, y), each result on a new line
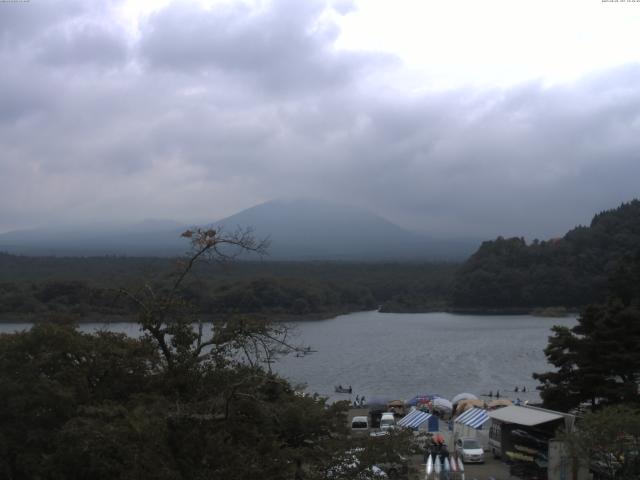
top-left (379, 412), bottom-right (396, 432)
top-left (455, 437), bottom-right (485, 463)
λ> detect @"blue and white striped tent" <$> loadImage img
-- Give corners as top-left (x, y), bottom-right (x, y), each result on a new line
top-left (454, 407), bottom-right (489, 429)
top-left (397, 409), bottom-right (439, 431)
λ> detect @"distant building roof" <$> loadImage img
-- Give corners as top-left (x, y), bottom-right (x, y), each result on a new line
top-left (487, 405), bottom-right (563, 426)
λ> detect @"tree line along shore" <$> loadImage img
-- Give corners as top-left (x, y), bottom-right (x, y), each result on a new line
top-left (1, 199), bottom-right (640, 322)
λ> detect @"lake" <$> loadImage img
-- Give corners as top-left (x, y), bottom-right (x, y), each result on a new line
top-left (0, 311), bottom-right (576, 404)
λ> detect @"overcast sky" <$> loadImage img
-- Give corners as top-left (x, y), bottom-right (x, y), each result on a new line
top-left (1, 0), bottom-right (639, 238)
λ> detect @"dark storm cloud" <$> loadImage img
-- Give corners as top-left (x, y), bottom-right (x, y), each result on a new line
top-left (0, 0), bottom-right (639, 238)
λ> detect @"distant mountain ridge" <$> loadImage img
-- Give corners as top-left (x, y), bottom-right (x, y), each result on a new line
top-left (0, 199), bottom-right (478, 260)
top-left (451, 199), bottom-right (640, 309)
top-left (213, 198), bottom-right (477, 260)
top-left (0, 221), bottom-right (186, 257)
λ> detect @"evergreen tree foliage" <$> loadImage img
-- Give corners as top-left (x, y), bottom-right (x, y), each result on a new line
top-left (453, 200), bottom-right (640, 309)
top-left (561, 405), bottom-right (640, 479)
top-left (533, 253), bottom-right (640, 411)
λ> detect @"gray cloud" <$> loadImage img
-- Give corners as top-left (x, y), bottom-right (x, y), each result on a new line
top-left (0, 1), bottom-right (84, 41)
top-left (139, 0), bottom-right (390, 94)
top-left (36, 22), bottom-right (128, 67)
top-left (0, 0), bottom-right (639, 239)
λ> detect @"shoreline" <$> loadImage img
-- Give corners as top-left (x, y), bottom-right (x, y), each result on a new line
top-left (0, 309), bottom-right (364, 324)
top-left (0, 307), bottom-right (578, 324)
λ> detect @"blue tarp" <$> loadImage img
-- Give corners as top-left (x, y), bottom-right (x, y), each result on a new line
top-left (454, 407), bottom-right (489, 429)
top-left (397, 410), bottom-right (439, 431)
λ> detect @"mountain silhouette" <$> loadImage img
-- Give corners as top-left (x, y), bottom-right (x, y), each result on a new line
top-left (0, 199), bottom-right (478, 259)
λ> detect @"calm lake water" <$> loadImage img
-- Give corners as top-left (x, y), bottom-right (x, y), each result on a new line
top-left (0, 311), bottom-right (576, 404)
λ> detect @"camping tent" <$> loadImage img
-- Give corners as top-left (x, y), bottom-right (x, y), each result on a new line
top-left (453, 407), bottom-right (491, 450)
top-left (433, 397), bottom-right (453, 411)
top-left (456, 399), bottom-right (485, 414)
top-left (387, 400), bottom-right (406, 415)
top-left (455, 408), bottom-right (490, 429)
top-left (406, 394), bottom-right (441, 407)
top-left (397, 409), bottom-right (439, 432)
top-left (451, 393), bottom-right (478, 405)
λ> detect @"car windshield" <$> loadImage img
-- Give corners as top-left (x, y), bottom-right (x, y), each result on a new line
top-left (352, 421), bottom-right (368, 429)
top-left (463, 439), bottom-right (480, 449)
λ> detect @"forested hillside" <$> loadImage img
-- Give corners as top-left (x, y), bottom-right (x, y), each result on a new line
top-left (0, 254), bottom-right (456, 320)
top-left (452, 200), bottom-right (640, 309)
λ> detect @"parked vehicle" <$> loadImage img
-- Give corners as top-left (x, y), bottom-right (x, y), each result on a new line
top-left (351, 416), bottom-right (370, 435)
top-left (488, 421), bottom-right (502, 458)
top-left (455, 437), bottom-right (485, 463)
top-left (379, 412), bottom-right (396, 431)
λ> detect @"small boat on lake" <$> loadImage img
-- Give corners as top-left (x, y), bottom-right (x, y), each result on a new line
top-left (334, 385), bottom-right (352, 394)
top-left (297, 346), bottom-right (317, 356)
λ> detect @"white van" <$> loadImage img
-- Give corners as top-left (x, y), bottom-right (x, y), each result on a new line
top-left (351, 416), bottom-right (370, 435)
top-left (379, 412), bottom-right (396, 431)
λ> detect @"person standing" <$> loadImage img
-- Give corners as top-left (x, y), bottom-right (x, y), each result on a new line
top-left (441, 444), bottom-right (449, 460)
top-left (423, 443), bottom-right (431, 464)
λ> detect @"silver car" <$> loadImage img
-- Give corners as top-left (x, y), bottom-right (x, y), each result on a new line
top-left (455, 437), bottom-right (485, 463)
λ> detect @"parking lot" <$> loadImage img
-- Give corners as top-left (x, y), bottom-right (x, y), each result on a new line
top-left (348, 407), bottom-right (517, 480)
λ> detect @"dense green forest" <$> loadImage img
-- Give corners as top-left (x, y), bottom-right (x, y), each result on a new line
top-left (0, 229), bottom-right (415, 479)
top-left (452, 200), bottom-right (640, 310)
top-left (3, 199), bottom-right (640, 319)
top-left (0, 253), bottom-right (456, 321)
